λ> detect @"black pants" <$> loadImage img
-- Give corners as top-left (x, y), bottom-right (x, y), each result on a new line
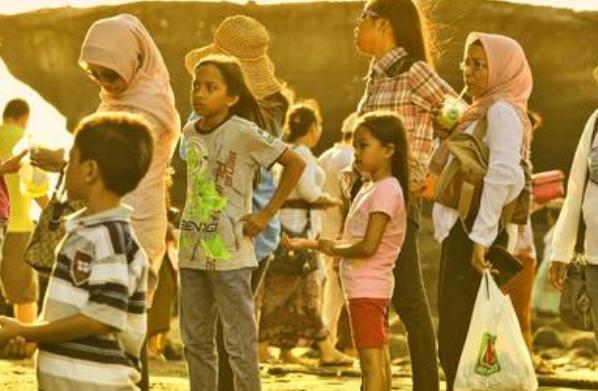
top-left (391, 202), bottom-right (439, 391)
top-left (437, 222), bottom-right (507, 391)
top-left (217, 257), bottom-right (271, 391)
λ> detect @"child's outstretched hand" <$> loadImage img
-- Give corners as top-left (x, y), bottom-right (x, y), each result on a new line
top-left (0, 150), bottom-right (28, 176)
top-left (317, 239), bottom-right (335, 256)
top-left (282, 233), bottom-right (318, 251)
top-left (0, 316), bottom-right (24, 346)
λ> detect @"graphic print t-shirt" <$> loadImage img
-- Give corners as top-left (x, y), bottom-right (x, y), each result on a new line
top-left (179, 115), bottom-right (286, 271)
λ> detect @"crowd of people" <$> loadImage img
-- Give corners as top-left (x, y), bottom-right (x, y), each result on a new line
top-left (0, 0), bottom-right (595, 390)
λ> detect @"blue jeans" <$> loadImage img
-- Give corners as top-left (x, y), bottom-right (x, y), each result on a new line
top-left (180, 268), bottom-right (260, 391)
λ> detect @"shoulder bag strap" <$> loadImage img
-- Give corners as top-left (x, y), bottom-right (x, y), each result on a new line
top-left (51, 169), bottom-right (66, 200)
top-left (471, 115), bottom-right (488, 141)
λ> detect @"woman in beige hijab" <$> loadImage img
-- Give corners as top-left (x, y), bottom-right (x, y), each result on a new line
top-left (31, 14), bottom-right (180, 390)
top-left (34, 14), bottom-right (181, 297)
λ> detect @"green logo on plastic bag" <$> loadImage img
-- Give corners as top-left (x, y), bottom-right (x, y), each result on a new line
top-left (475, 333), bottom-right (501, 377)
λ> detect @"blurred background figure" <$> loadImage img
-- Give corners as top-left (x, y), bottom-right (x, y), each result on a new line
top-left (0, 99), bottom-right (48, 359)
top-left (317, 112), bottom-right (357, 351)
top-left (146, 173), bottom-right (181, 361)
top-left (259, 102), bottom-right (352, 366)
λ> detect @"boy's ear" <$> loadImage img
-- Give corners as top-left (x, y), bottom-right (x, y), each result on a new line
top-left (82, 159), bottom-right (101, 184)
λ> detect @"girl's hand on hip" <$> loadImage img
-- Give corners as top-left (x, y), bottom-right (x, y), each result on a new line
top-left (241, 210), bottom-right (271, 238)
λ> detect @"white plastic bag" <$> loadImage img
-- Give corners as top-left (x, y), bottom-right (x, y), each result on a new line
top-left (454, 270), bottom-right (538, 391)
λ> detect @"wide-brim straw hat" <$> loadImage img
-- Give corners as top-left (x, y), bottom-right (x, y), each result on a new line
top-left (185, 15), bottom-right (281, 100)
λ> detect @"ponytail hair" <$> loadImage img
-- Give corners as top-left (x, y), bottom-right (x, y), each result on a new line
top-left (355, 112), bottom-right (410, 207)
top-left (284, 102), bottom-right (321, 143)
top-left (367, 0), bottom-right (434, 65)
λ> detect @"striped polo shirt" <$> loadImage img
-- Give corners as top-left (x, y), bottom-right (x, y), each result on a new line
top-left (37, 205), bottom-right (148, 391)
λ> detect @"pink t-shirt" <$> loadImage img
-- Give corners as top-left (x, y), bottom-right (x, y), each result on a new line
top-left (340, 176), bottom-right (406, 299)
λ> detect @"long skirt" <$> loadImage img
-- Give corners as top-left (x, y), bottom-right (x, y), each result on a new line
top-left (258, 268), bottom-right (328, 349)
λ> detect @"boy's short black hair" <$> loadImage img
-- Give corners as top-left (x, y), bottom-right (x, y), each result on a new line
top-left (3, 99), bottom-right (30, 121)
top-left (74, 113), bottom-right (154, 196)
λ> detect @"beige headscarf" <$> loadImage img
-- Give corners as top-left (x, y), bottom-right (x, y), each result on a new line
top-left (458, 32), bottom-right (533, 151)
top-left (429, 32), bottom-right (533, 175)
top-left (79, 14), bottom-right (180, 135)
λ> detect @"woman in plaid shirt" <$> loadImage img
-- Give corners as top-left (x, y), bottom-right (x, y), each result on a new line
top-left (353, 0), bottom-right (457, 389)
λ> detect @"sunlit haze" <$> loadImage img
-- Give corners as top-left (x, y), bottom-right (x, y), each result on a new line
top-left (3, 0), bottom-right (598, 15)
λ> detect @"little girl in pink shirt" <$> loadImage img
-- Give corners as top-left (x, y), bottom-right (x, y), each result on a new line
top-left (285, 111), bottom-right (408, 391)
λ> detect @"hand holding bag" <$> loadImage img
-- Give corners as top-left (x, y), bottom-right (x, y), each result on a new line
top-left (24, 171), bottom-right (85, 275)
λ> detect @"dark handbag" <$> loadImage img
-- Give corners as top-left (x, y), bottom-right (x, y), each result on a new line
top-left (486, 245), bottom-right (524, 287)
top-left (24, 171), bottom-right (85, 276)
top-left (560, 262), bottom-right (593, 331)
top-left (270, 201), bottom-right (319, 275)
top-left (558, 117), bottom-right (598, 331)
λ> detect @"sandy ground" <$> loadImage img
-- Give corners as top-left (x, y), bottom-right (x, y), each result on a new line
top-left (1, 357), bottom-right (598, 391)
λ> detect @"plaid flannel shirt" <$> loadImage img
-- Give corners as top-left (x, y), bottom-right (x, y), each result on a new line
top-left (357, 47), bottom-right (455, 187)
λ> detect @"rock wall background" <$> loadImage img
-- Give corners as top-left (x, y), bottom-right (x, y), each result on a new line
top-left (0, 0), bottom-right (596, 212)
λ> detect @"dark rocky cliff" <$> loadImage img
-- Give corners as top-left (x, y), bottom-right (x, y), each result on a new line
top-left (1, 0), bottom-right (597, 205)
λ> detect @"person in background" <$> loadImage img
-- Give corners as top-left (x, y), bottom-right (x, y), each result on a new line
top-left (502, 110), bottom-right (543, 353)
top-left (318, 112), bottom-right (357, 349)
top-left (146, 174), bottom-right (179, 361)
top-left (531, 199), bottom-right (563, 318)
top-left (0, 149), bottom-right (28, 336)
top-left (258, 103), bottom-right (352, 366)
top-left (0, 98), bottom-right (48, 358)
top-left (550, 64), bottom-right (598, 350)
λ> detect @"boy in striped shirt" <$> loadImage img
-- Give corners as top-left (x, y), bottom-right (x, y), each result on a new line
top-left (0, 112), bottom-right (154, 391)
